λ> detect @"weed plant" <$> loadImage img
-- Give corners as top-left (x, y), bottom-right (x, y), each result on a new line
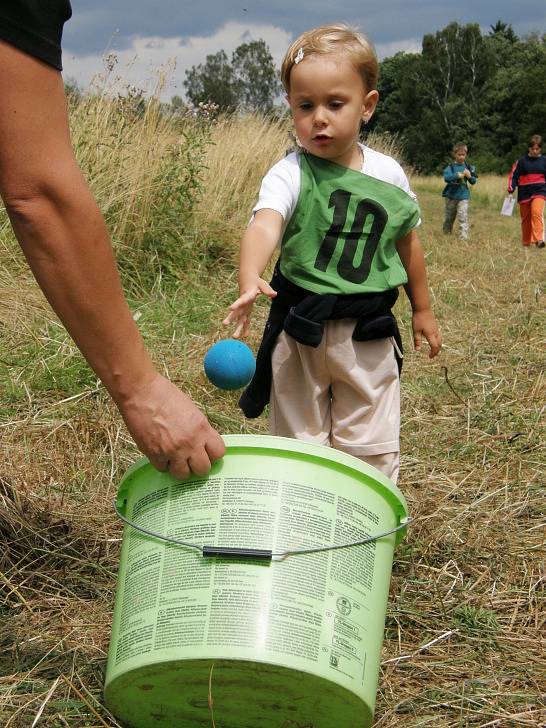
top-left (0, 84), bottom-right (544, 727)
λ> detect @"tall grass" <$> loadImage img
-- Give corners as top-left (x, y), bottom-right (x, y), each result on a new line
top-left (68, 89), bottom-right (218, 289)
top-left (196, 113), bottom-right (292, 250)
top-left (0, 86), bottom-right (544, 727)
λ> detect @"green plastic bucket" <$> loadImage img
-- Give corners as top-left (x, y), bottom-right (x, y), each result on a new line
top-left (104, 435), bottom-right (409, 728)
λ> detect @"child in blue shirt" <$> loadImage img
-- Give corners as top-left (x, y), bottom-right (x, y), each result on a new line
top-left (442, 143), bottom-right (478, 240)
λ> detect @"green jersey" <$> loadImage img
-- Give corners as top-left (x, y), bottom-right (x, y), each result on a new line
top-left (280, 152), bottom-right (420, 294)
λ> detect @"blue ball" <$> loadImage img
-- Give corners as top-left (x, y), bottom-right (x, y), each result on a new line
top-left (204, 339), bottom-right (256, 390)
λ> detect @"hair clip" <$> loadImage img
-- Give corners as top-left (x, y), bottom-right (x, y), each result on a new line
top-left (294, 47), bottom-right (304, 64)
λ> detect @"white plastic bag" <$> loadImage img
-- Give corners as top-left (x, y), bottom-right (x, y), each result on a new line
top-left (500, 196), bottom-right (516, 216)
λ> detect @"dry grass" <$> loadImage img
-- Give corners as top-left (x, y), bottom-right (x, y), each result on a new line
top-left (70, 92), bottom-right (179, 246)
top-left (195, 113), bottom-right (292, 248)
top-left (0, 100), bottom-right (544, 727)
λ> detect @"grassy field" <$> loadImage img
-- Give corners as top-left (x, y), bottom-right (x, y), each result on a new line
top-left (0, 93), bottom-right (544, 727)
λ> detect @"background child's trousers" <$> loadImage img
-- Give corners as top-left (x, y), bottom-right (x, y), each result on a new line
top-left (443, 198), bottom-right (469, 239)
top-left (269, 319), bottom-right (400, 483)
top-left (519, 198), bottom-right (545, 245)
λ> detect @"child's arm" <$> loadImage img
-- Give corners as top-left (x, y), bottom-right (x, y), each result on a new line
top-left (507, 160), bottom-right (520, 194)
top-left (443, 165), bottom-right (459, 183)
top-left (396, 230), bottom-right (442, 358)
top-left (466, 164), bottom-right (477, 184)
top-left (223, 209), bottom-right (283, 338)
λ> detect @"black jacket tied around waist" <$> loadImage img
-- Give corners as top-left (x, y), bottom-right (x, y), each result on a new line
top-left (239, 266), bottom-right (403, 418)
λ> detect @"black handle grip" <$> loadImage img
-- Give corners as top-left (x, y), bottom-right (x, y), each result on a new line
top-left (202, 546), bottom-right (273, 561)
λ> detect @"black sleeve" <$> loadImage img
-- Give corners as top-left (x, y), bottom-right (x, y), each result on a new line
top-left (0, 0), bottom-right (72, 70)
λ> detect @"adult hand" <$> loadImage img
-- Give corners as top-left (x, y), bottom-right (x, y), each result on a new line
top-left (118, 373), bottom-right (226, 479)
top-left (412, 309), bottom-right (442, 359)
top-left (223, 279), bottom-right (277, 338)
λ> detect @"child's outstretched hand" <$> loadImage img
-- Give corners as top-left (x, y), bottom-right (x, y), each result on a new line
top-left (412, 308), bottom-right (442, 358)
top-left (223, 278), bottom-right (277, 339)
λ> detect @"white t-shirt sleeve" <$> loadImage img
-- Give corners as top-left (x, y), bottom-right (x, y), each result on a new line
top-left (252, 153), bottom-right (301, 224)
top-left (361, 144), bottom-right (420, 227)
top-left (361, 145), bottom-right (416, 196)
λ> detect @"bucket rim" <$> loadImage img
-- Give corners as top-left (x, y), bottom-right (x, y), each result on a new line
top-left (117, 435), bottom-right (409, 539)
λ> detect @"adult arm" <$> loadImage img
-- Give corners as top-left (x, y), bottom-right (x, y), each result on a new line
top-left (0, 41), bottom-right (225, 478)
top-left (396, 229), bottom-right (442, 358)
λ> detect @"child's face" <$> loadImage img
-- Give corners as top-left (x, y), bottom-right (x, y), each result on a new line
top-left (287, 55), bottom-right (378, 169)
top-left (453, 148), bottom-right (467, 164)
top-left (528, 143), bottom-right (542, 158)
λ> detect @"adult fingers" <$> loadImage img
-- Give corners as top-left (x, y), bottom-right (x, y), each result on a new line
top-left (148, 455), bottom-right (171, 473)
top-left (166, 457), bottom-right (191, 481)
top-left (206, 432), bottom-right (226, 462)
top-left (169, 429), bottom-right (225, 480)
top-left (121, 376), bottom-right (226, 480)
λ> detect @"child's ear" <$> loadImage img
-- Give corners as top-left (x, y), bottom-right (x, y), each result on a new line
top-left (362, 89), bottom-right (379, 123)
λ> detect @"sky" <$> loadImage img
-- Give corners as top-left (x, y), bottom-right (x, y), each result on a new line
top-left (62, 1), bottom-right (546, 101)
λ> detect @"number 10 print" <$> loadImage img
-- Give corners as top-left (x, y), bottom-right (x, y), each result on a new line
top-left (314, 189), bottom-right (388, 284)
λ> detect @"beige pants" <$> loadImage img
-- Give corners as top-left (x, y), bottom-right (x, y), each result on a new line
top-left (269, 320), bottom-right (400, 483)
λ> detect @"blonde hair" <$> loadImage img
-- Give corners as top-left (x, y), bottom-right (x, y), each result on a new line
top-left (452, 142), bottom-right (468, 154)
top-left (281, 23), bottom-right (378, 93)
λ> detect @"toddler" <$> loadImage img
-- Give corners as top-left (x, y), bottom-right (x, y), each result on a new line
top-left (224, 24), bottom-right (442, 483)
top-left (442, 142), bottom-right (478, 241)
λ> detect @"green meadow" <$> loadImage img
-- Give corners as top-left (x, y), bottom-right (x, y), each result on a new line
top-left (0, 90), bottom-right (544, 726)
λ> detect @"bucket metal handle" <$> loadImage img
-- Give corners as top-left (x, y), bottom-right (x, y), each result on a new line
top-left (113, 499), bottom-right (411, 561)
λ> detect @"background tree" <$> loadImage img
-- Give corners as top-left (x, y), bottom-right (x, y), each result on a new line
top-left (170, 94), bottom-right (185, 112)
top-left (184, 50), bottom-right (237, 111)
top-left (374, 20), bottom-right (545, 173)
top-left (372, 50), bottom-right (423, 162)
top-left (231, 39), bottom-right (281, 111)
top-left (489, 19), bottom-right (519, 44)
top-left (372, 51), bottom-right (420, 135)
top-left (407, 23), bottom-right (492, 170)
top-left (184, 40), bottom-right (279, 112)
top-left (480, 32), bottom-right (546, 166)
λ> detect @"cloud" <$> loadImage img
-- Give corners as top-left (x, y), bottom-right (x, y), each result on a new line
top-left (375, 37), bottom-right (422, 59)
top-left (63, 22), bottom-right (293, 101)
top-left (63, 0), bottom-right (546, 62)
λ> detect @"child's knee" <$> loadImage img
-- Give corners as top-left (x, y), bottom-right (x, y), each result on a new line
top-left (358, 452), bottom-right (399, 483)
